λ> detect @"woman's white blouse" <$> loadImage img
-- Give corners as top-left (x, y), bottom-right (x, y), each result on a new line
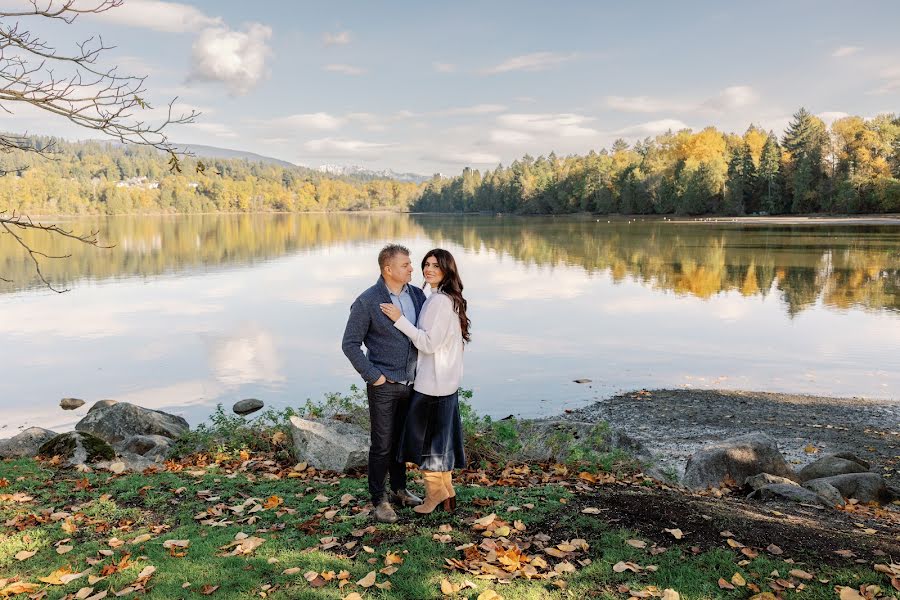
top-left (394, 291), bottom-right (464, 396)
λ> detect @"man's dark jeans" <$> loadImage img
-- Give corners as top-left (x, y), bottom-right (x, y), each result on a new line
top-left (366, 381), bottom-right (411, 503)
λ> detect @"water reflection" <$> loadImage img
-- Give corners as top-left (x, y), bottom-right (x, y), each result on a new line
top-left (2, 214), bottom-right (896, 316)
top-left (0, 214), bottom-right (897, 432)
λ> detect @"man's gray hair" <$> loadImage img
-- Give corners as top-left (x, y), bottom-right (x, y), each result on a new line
top-left (378, 244), bottom-right (410, 270)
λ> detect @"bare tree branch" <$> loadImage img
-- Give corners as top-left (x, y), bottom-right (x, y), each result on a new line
top-left (0, 0), bottom-right (199, 290)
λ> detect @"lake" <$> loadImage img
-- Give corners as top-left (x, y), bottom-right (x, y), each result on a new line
top-left (1, 213), bottom-right (898, 434)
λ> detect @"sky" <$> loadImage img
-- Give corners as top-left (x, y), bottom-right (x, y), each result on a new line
top-left (1, 0), bottom-right (899, 175)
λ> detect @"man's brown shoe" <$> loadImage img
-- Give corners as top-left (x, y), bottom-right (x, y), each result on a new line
top-left (373, 501), bottom-right (398, 523)
top-left (391, 488), bottom-right (423, 507)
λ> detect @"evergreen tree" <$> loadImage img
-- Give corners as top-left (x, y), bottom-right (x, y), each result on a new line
top-left (782, 107), bottom-right (828, 212)
top-left (757, 134), bottom-right (785, 214)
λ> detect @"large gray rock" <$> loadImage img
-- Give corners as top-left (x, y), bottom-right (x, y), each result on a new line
top-left (682, 433), bottom-right (796, 490)
top-left (289, 416), bottom-right (369, 473)
top-left (114, 435), bottom-right (172, 461)
top-left (76, 402), bottom-right (189, 444)
top-left (748, 483), bottom-right (829, 507)
top-left (60, 398), bottom-right (85, 410)
top-left (803, 479), bottom-right (846, 508)
top-left (38, 432), bottom-right (115, 466)
top-left (744, 473), bottom-right (800, 491)
top-left (88, 399), bottom-right (118, 413)
top-left (798, 454), bottom-right (869, 482)
top-left (233, 398), bottom-right (264, 416)
top-left (0, 427), bottom-right (58, 459)
top-left (805, 473), bottom-right (891, 504)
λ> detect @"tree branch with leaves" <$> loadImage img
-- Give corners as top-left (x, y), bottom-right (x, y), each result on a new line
top-left (0, 0), bottom-right (198, 291)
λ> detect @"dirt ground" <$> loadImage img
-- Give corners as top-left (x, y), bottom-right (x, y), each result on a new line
top-left (566, 388), bottom-right (900, 480)
top-left (566, 484), bottom-right (900, 565)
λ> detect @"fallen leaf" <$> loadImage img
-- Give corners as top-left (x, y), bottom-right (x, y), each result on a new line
top-left (14, 550), bottom-right (36, 561)
top-left (664, 528), bottom-right (684, 540)
top-left (731, 572), bottom-right (746, 587)
top-left (838, 587), bottom-right (866, 600)
top-left (357, 571), bottom-right (376, 588)
top-left (789, 569), bottom-right (813, 580)
top-left (626, 539), bottom-right (647, 549)
top-left (718, 578), bottom-right (735, 590)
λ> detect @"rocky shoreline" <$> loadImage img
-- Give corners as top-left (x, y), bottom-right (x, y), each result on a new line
top-left (563, 388), bottom-right (900, 480)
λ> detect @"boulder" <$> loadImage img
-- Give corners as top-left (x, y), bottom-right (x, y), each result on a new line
top-left (288, 416), bottom-right (369, 473)
top-left (682, 433), bottom-right (796, 490)
top-left (804, 473), bottom-right (891, 504)
top-left (38, 432), bottom-right (115, 466)
top-left (515, 420), bottom-right (646, 463)
top-left (748, 483), bottom-right (829, 507)
top-left (88, 399), bottom-right (118, 413)
top-left (744, 473), bottom-right (800, 491)
top-left (0, 427), bottom-right (58, 459)
top-left (233, 398), bottom-right (264, 416)
top-left (114, 435), bottom-right (172, 461)
top-left (60, 398), bottom-right (86, 410)
top-left (76, 402), bottom-right (189, 444)
top-left (803, 480), bottom-right (846, 508)
top-left (96, 453), bottom-right (159, 474)
top-left (798, 454), bottom-right (869, 482)
top-left (832, 452), bottom-right (870, 469)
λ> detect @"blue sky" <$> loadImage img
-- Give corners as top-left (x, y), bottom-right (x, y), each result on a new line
top-left (3, 0), bottom-right (899, 174)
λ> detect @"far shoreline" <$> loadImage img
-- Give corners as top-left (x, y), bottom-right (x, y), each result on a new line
top-left (11, 210), bottom-right (900, 225)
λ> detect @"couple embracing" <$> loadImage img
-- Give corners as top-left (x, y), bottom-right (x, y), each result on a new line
top-left (341, 244), bottom-right (471, 523)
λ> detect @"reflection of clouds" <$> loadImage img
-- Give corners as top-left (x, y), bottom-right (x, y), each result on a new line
top-left (208, 325), bottom-right (285, 386)
top-left (278, 286), bottom-right (352, 306)
top-left (477, 332), bottom-right (583, 357)
top-left (117, 379), bottom-right (224, 410)
top-left (0, 299), bottom-right (133, 339)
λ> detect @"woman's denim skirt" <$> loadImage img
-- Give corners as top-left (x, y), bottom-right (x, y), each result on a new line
top-left (397, 389), bottom-right (466, 471)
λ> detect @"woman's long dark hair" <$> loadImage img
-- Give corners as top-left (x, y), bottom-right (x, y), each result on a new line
top-left (423, 249), bottom-right (471, 343)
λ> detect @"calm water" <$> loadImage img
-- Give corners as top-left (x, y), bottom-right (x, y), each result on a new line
top-left (1, 213), bottom-right (898, 434)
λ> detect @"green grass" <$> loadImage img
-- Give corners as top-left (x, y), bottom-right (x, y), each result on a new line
top-left (0, 459), bottom-right (892, 599)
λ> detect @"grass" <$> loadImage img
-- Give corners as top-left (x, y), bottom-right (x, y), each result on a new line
top-left (1, 457), bottom-right (894, 600)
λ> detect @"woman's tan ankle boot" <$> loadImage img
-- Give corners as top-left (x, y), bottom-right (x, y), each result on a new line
top-left (413, 471), bottom-right (451, 514)
top-left (442, 471), bottom-right (456, 513)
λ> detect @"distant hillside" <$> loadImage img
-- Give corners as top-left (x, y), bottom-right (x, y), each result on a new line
top-left (173, 143), bottom-right (298, 169)
top-left (316, 163), bottom-right (431, 184)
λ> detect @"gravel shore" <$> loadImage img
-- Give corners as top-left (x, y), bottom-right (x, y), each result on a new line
top-left (564, 388), bottom-right (900, 478)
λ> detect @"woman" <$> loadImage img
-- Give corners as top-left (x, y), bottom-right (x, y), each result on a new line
top-left (379, 248), bottom-right (470, 514)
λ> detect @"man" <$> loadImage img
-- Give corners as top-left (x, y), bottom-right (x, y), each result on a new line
top-left (342, 244), bottom-right (425, 523)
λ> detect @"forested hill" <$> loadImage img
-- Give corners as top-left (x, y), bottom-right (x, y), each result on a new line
top-left (414, 109), bottom-right (900, 216)
top-left (0, 137), bottom-right (422, 214)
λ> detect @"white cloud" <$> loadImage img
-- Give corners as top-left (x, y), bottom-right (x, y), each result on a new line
top-left (90, 0), bottom-right (221, 33)
top-left (606, 95), bottom-right (693, 113)
top-left (433, 62), bottom-right (457, 73)
top-left (497, 113), bottom-right (597, 137)
top-left (704, 85), bottom-right (759, 111)
top-left (437, 104), bottom-right (508, 116)
top-left (832, 46), bottom-right (862, 58)
top-left (489, 129), bottom-right (534, 144)
top-left (324, 63), bottom-right (366, 75)
top-left (281, 112), bottom-right (345, 130)
top-left (304, 137), bottom-right (390, 156)
top-left (426, 151), bottom-right (501, 165)
top-left (607, 86), bottom-right (759, 115)
top-left (482, 52), bottom-right (578, 74)
top-left (189, 23), bottom-right (272, 95)
top-left (184, 122), bottom-right (238, 138)
top-left (817, 111), bottom-right (850, 125)
top-left (323, 30), bottom-right (351, 46)
top-left (869, 65), bottom-right (900, 95)
top-left (615, 119), bottom-right (691, 136)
